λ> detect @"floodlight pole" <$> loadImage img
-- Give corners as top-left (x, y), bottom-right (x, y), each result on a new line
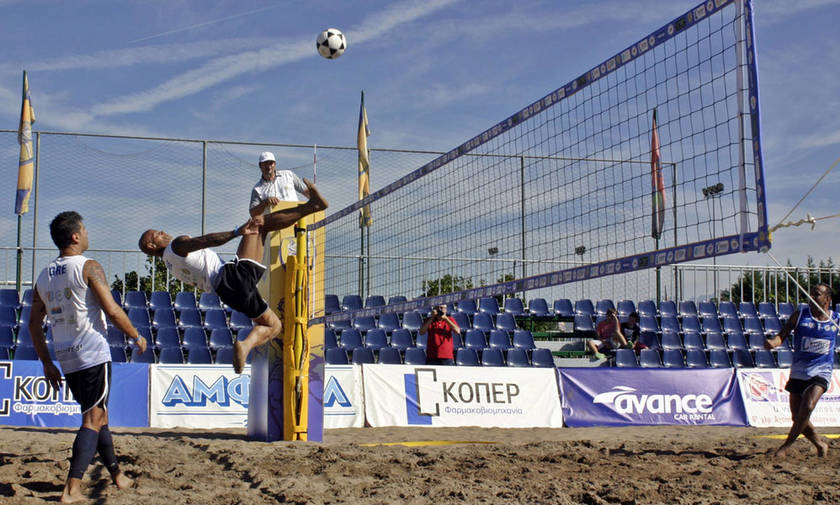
top-left (703, 183), bottom-right (725, 300)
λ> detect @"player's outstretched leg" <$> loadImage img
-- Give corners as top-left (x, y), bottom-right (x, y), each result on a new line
top-left (233, 308), bottom-right (283, 374)
top-left (261, 178), bottom-right (328, 233)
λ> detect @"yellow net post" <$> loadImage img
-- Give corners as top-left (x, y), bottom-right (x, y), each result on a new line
top-left (283, 219), bottom-right (310, 440)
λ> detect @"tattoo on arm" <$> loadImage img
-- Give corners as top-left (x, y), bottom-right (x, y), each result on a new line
top-left (88, 261), bottom-right (108, 287)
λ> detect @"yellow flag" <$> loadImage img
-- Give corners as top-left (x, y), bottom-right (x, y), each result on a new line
top-left (358, 91), bottom-right (371, 228)
top-left (15, 71), bottom-right (35, 215)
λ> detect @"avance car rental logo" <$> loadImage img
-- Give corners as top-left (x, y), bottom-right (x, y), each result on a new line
top-left (593, 385), bottom-right (714, 419)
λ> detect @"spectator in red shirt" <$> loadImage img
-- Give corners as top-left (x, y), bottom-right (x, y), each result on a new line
top-left (419, 304), bottom-right (461, 365)
top-left (586, 308), bottom-right (630, 359)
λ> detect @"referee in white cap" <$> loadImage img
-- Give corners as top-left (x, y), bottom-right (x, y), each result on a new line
top-left (249, 151), bottom-right (311, 218)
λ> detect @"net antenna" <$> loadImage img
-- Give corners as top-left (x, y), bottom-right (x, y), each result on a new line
top-left (311, 0), bottom-right (769, 324)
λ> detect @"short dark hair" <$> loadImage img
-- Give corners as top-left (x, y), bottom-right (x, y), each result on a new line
top-left (606, 308), bottom-right (618, 316)
top-left (629, 311), bottom-right (639, 320)
top-left (813, 283), bottom-right (833, 297)
top-left (49, 211), bottom-right (83, 249)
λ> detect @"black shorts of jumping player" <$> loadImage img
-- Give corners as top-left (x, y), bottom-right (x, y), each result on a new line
top-left (785, 376), bottom-right (829, 395)
top-left (214, 257), bottom-right (269, 319)
top-left (64, 362), bottom-right (112, 414)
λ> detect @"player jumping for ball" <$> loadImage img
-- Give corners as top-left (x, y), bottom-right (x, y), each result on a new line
top-left (138, 179), bottom-right (327, 374)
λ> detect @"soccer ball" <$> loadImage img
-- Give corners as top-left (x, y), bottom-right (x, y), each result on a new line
top-left (316, 28), bottom-right (346, 59)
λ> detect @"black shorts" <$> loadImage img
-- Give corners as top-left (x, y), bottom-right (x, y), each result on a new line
top-left (785, 376), bottom-right (829, 395)
top-left (64, 362), bottom-right (111, 414)
top-left (214, 258), bottom-right (268, 319)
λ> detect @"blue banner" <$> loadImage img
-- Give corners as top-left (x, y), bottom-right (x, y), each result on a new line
top-left (0, 361), bottom-right (149, 427)
top-left (559, 368), bottom-right (747, 427)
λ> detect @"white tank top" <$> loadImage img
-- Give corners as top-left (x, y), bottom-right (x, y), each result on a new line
top-left (162, 242), bottom-right (223, 293)
top-left (35, 255), bottom-right (110, 374)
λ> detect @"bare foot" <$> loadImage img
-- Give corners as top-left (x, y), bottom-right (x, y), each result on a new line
top-left (112, 470), bottom-right (135, 489)
top-left (233, 339), bottom-right (248, 374)
top-left (303, 179), bottom-right (328, 211)
top-left (816, 439), bottom-right (829, 457)
top-left (774, 444), bottom-right (791, 458)
top-left (60, 478), bottom-right (86, 503)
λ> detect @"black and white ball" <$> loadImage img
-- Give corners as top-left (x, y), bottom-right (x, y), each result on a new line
top-left (316, 28), bottom-right (346, 59)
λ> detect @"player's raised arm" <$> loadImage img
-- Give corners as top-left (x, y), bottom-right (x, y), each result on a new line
top-left (171, 217), bottom-right (261, 257)
top-left (83, 259), bottom-right (146, 353)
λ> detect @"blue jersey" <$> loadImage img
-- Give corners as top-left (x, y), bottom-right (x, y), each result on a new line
top-left (790, 306), bottom-right (839, 382)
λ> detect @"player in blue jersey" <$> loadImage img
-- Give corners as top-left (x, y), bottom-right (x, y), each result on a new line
top-left (765, 283), bottom-right (838, 458)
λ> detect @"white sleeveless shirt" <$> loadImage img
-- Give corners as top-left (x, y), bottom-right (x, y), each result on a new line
top-left (162, 242), bottom-right (224, 293)
top-left (35, 255), bottom-right (110, 374)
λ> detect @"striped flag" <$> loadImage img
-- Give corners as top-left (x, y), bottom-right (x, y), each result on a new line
top-left (15, 71), bottom-right (36, 215)
top-left (358, 90), bottom-right (371, 228)
top-left (650, 108), bottom-right (665, 240)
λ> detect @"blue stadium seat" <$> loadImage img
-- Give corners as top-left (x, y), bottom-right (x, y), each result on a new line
top-left (763, 316), bottom-right (782, 336)
top-left (339, 329), bottom-right (363, 350)
top-left (573, 314), bottom-right (596, 338)
top-left (401, 311), bottom-right (423, 332)
top-left (14, 346), bottom-right (39, 360)
top-left (365, 295), bottom-right (386, 308)
top-left (481, 348), bottom-right (505, 367)
top-left (158, 347), bottom-right (185, 364)
top-left (450, 311), bottom-right (471, 331)
top-left (111, 289), bottom-right (122, 308)
top-left (708, 349), bottom-right (731, 368)
top-left (341, 295), bottom-right (363, 312)
top-left (495, 313), bottom-right (517, 332)
top-left (14, 325), bottom-right (33, 347)
top-left (378, 347), bottom-right (402, 364)
top-left (660, 331), bottom-right (683, 350)
top-left (181, 327), bottom-right (208, 350)
top-left (415, 333), bottom-right (427, 348)
top-left (123, 290), bottom-right (147, 310)
top-left (775, 349), bottom-right (793, 368)
top-left (731, 348), bottom-right (754, 368)
top-left (701, 316), bottom-right (722, 334)
top-left (595, 299), bottom-right (615, 316)
top-left (131, 346), bottom-right (156, 363)
top-left (148, 291), bottom-right (172, 312)
top-left (324, 294), bottom-right (341, 315)
top-left (698, 301), bottom-right (717, 319)
top-left (198, 292), bottom-right (223, 312)
top-left (527, 298), bottom-right (551, 318)
top-left (0, 327), bottom-right (14, 349)
top-left (639, 349), bottom-right (662, 368)
top-left (617, 299), bottom-right (636, 317)
top-left (614, 349), bottom-right (638, 367)
top-left (659, 315), bottom-right (680, 334)
top-left (488, 329), bottom-right (512, 350)
top-left (637, 300), bottom-right (657, 318)
top-left (682, 331), bottom-right (704, 351)
top-left (464, 329), bottom-right (487, 350)
top-left (351, 348), bottom-right (375, 364)
top-left (574, 299), bottom-right (594, 317)
top-left (107, 326), bottom-right (127, 347)
top-left (173, 291), bottom-right (197, 312)
top-left (324, 329), bottom-right (339, 350)
top-left (21, 289), bottom-right (33, 307)
top-left (746, 332), bottom-right (766, 351)
top-left (758, 302), bottom-right (777, 319)
top-left (717, 301), bottom-right (738, 320)
top-left (681, 316), bottom-right (701, 334)
top-left (659, 300), bottom-right (677, 319)
top-left (662, 349), bottom-right (685, 368)
top-left (17, 306), bottom-right (31, 327)
top-left (722, 317), bottom-right (743, 335)
top-left (110, 346), bottom-right (127, 363)
top-left (451, 332), bottom-right (464, 350)
top-left (553, 299), bottom-right (574, 318)
top-left (352, 315), bottom-right (377, 333)
top-left (503, 298), bottom-right (525, 316)
top-left (389, 329), bottom-right (414, 351)
top-left (506, 348), bottom-right (530, 367)
top-left (530, 348), bottom-right (554, 368)
top-left (472, 313), bottom-right (494, 333)
top-left (228, 310), bottom-right (252, 332)
top-left (127, 308), bottom-right (151, 330)
top-left (202, 309), bottom-right (228, 331)
top-left (186, 346), bottom-right (213, 364)
top-left (753, 349), bottom-right (776, 368)
top-left (686, 349), bottom-right (708, 368)
top-left (478, 297), bottom-right (500, 314)
top-left (639, 331), bottom-right (660, 351)
top-left (377, 312), bottom-right (401, 333)
top-left (404, 347), bottom-right (427, 365)
top-left (152, 308), bottom-right (177, 330)
top-left (364, 329), bottom-right (388, 350)
top-left (155, 327), bottom-right (181, 349)
top-left (325, 347), bottom-right (349, 365)
top-left (457, 299), bottom-right (477, 315)
top-left (777, 302), bottom-right (795, 320)
top-left (704, 331), bottom-right (726, 351)
top-left (512, 330), bottom-right (536, 350)
top-left (639, 315), bottom-right (659, 333)
top-left (456, 348), bottom-right (480, 366)
top-left (0, 289), bottom-right (20, 309)
top-left (329, 319), bottom-right (352, 331)
top-left (388, 295), bottom-right (407, 305)
top-left (0, 347), bottom-right (8, 360)
top-left (739, 302), bottom-right (758, 319)
top-left (215, 347), bottom-right (234, 365)
top-left (209, 328), bottom-right (234, 350)
top-left (178, 308), bottom-right (203, 329)
top-left (743, 317), bottom-right (764, 337)
top-left (678, 301), bottom-right (698, 319)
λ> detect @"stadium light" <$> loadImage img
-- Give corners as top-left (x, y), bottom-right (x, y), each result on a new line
top-left (487, 247), bottom-right (498, 255)
top-left (574, 245), bottom-right (586, 256)
top-left (702, 182), bottom-right (724, 198)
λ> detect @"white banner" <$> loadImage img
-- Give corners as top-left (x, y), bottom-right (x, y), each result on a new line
top-left (738, 369), bottom-right (840, 427)
top-left (150, 364), bottom-right (251, 429)
top-left (363, 364), bottom-right (563, 428)
top-left (324, 365), bottom-right (364, 428)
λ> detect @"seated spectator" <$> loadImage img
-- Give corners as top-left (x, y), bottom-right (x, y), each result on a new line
top-left (587, 308), bottom-right (630, 359)
top-left (622, 311), bottom-right (646, 352)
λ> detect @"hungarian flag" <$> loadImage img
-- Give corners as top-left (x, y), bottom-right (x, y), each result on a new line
top-left (358, 91), bottom-right (371, 228)
top-left (650, 108), bottom-right (665, 240)
top-left (15, 71), bottom-right (36, 215)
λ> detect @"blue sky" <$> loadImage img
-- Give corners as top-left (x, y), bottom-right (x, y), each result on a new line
top-left (2, 0), bottom-right (839, 274)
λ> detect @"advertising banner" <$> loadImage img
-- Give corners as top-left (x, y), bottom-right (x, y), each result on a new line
top-left (560, 368), bottom-right (747, 427)
top-left (738, 369), bottom-right (840, 427)
top-left (323, 365), bottom-right (364, 428)
top-left (150, 364), bottom-right (250, 429)
top-left (363, 364), bottom-right (562, 428)
top-left (0, 361), bottom-right (148, 427)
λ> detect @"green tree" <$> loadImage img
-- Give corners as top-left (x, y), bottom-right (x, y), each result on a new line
top-left (720, 256), bottom-right (838, 305)
top-left (421, 274), bottom-right (473, 297)
top-left (111, 256), bottom-right (193, 298)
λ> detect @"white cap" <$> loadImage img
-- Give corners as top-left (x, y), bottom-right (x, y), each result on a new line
top-left (259, 151), bottom-right (275, 164)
